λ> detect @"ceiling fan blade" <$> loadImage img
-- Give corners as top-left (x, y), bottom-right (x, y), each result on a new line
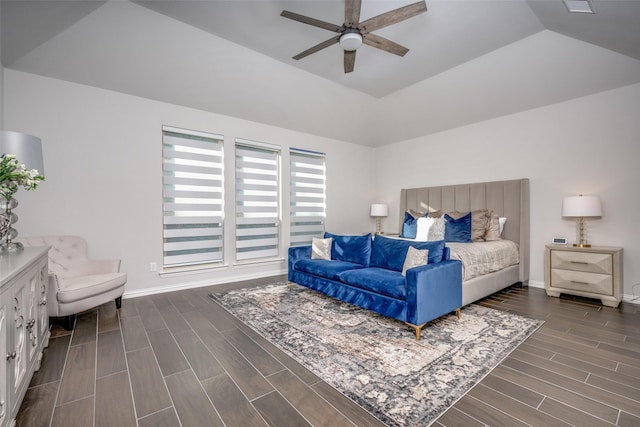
top-left (359, 1), bottom-right (427, 34)
top-left (281, 10), bottom-right (342, 33)
top-left (363, 33), bottom-right (409, 57)
top-left (345, 0), bottom-right (362, 27)
top-left (293, 36), bottom-right (340, 60)
top-left (344, 50), bottom-right (356, 73)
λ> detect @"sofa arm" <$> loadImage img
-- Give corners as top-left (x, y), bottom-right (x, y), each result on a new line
top-left (47, 273), bottom-right (62, 316)
top-left (288, 246), bottom-right (312, 280)
top-left (68, 259), bottom-right (122, 277)
top-left (405, 259), bottom-right (463, 325)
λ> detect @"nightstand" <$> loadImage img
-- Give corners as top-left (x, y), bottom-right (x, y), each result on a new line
top-left (545, 244), bottom-right (623, 307)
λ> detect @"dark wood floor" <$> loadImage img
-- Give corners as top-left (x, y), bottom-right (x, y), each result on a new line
top-left (16, 275), bottom-right (640, 427)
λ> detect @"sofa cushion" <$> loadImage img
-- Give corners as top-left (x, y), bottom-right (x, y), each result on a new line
top-left (370, 235), bottom-right (446, 272)
top-left (294, 259), bottom-right (366, 281)
top-left (338, 268), bottom-right (407, 300)
top-left (324, 232), bottom-right (372, 266)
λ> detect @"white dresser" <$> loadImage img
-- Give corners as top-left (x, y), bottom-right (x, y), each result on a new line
top-left (0, 247), bottom-right (49, 427)
top-left (545, 244), bottom-right (623, 307)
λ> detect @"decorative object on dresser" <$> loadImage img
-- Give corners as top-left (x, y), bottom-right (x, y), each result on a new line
top-left (562, 194), bottom-right (602, 248)
top-left (0, 246), bottom-right (50, 427)
top-left (18, 236), bottom-right (127, 330)
top-left (370, 203), bottom-right (388, 234)
top-left (0, 131), bottom-right (45, 252)
top-left (545, 244), bottom-right (622, 307)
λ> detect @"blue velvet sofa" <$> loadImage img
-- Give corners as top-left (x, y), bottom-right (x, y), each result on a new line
top-left (287, 233), bottom-right (463, 339)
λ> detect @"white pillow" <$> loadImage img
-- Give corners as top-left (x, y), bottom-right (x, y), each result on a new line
top-left (427, 217), bottom-right (446, 241)
top-left (312, 237), bottom-right (332, 260)
top-left (415, 216), bottom-right (434, 241)
top-left (499, 217), bottom-right (507, 235)
top-left (402, 246), bottom-right (429, 276)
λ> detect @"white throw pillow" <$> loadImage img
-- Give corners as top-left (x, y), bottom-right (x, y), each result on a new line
top-left (499, 217), bottom-right (507, 235)
top-left (312, 237), bottom-right (332, 260)
top-left (415, 216), bottom-right (434, 241)
top-left (402, 246), bottom-right (429, 276)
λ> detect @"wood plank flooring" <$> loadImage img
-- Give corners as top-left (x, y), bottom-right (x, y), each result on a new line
top-left (16, 275), bottom-right (640, 426)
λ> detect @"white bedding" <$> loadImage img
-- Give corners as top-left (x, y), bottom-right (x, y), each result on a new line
top-left (447, 241), bottom-right (519, 281)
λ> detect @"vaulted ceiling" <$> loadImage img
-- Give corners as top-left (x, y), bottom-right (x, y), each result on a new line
top-left (2, 0), bottom-right (640, 146)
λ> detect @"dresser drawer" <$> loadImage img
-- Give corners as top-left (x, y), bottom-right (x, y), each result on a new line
top-left (550, 250), bottom-right (612, 275)
top-left (550, 269), bottom-right (613, 296)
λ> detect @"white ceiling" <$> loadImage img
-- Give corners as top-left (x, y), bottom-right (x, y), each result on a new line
top-left (2, 0), bottom-right (640, 146)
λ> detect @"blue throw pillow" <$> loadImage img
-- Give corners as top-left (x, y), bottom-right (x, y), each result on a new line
top-left (324, 232), bottom-right (372, 267)
top-left (370, 235), bottom-right (445, 272)
top-left (444, 212), bottom-right (472, 243)
top-left (401, 212), bottom-right (418, 238)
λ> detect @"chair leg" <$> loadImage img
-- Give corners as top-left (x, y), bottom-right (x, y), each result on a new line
top-left (115, 296), bottom-right (122, 309)
top-left (62, 314), bottom-right (76, 331)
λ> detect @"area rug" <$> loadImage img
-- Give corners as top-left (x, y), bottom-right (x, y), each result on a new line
top-left (210, 282), bottom-right (543, 426)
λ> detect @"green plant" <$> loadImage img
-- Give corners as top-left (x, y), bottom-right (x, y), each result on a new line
top-left (0, 154), bottom-right (45, 200)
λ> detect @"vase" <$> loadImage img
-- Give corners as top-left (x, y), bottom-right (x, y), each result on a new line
top-left (0, 213), bottom-right (10, 240)
top-left (0, 197), bottom-right (24, 252)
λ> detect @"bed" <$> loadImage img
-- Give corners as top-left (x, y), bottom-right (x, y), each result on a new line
top-left (399, 178), bottom-right (529, 306)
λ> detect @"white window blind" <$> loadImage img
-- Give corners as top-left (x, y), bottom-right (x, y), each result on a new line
top-left (235, 140), bottom-right (281, 261)
top-left (290, 149), bottom-right (326, 246)
top-left (162, 126), bottom-right (224, 267)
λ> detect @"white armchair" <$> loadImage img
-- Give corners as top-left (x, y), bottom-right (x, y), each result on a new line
top-left (18, 236), bottom-right (126, 329)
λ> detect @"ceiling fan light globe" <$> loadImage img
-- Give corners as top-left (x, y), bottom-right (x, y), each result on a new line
top-left (339, 32), bottom-right (363, 51)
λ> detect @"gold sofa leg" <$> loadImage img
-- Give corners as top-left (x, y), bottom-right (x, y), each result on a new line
top-left (408, 309), bottom-right (460, 340)
top-left (406, 322), bottom-right (427, 340)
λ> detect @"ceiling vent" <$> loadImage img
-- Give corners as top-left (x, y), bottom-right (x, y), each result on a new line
top-left (563, 0), bottom-right (595, 13)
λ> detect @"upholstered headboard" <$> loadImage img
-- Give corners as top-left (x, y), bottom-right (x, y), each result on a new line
top-left (400, 178), bottom-right (530, 282)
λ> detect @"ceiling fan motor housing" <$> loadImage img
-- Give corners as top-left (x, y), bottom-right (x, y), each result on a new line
top-left (339, 28), bottom-right (363, 51)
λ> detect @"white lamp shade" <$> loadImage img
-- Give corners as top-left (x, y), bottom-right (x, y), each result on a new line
top-left (370, 203), bottom-right (388, 217)
top-left (0, 130), bottom-right (45, 176)
top-left (562, 195), bottom-right (602, 217)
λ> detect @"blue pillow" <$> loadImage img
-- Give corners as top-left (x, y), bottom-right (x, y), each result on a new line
top-left (370, 235), bottom-right (445, 272)
top-left (401, 212), bottom-right (418, 238)
top-left (324, 232), bottom-right (372, 266)
top-left (444, 213), bottom-right (472, 243)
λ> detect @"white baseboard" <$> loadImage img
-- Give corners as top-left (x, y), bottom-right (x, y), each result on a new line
top-left (526, 280), bottom-right (640, 306)
top-left (122, 268), bottom-right (287, 299)
top-left (623, 294), bottom-right (640, 305)
top-left (527, 280), bottom-right (544, 289)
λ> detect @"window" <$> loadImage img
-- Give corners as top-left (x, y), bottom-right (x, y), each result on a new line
top-left (289, 149), bottom-right (326, 246)
top-left (162, 126), bottom-right (224, 268)
top-left (235, 140), bottom-right (281, 261)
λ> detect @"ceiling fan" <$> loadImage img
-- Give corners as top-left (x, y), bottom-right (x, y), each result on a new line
top-left (280, 0), bottom-right (427, 73)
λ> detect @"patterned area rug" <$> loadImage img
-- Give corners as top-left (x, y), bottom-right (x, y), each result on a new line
top-left (210, 282), bottom-right (543, 426)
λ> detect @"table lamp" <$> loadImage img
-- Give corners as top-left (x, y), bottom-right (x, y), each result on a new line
top-left (562, 194), bottom-right (601, 248)
top-left (370, 203), bottom-right (388, 234)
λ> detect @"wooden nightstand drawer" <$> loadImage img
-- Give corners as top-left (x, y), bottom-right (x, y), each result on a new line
top-left (550, 250), bottom-right (612, 275)
top-left (550, 269), bottom-right (613, 296)
top-left (545, 245), bottom-right (622, 307)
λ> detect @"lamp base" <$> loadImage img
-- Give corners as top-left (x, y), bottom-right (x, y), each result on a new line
top-left (0, 241), bottom-right (24, 252)
top-left (573, 243), bottom-right (591, 248)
